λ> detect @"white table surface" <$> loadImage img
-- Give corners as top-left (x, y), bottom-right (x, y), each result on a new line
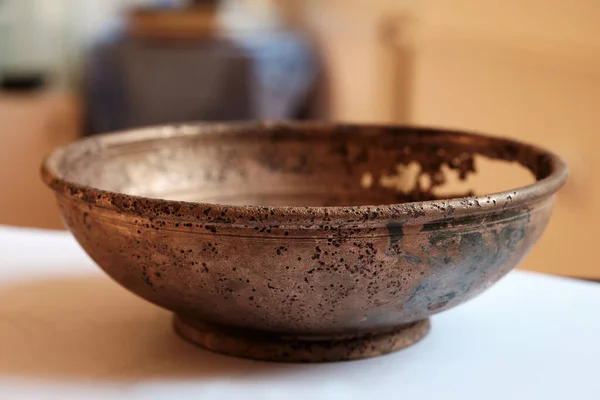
top-left (0, 225), bottom-right (599, 400)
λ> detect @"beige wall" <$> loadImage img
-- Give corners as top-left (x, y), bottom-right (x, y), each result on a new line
top-left (408, 23), bottom-right (599, 279)
top-left (0, 91), bottom-right (80, 230)
top-left (292, 0), bottom-right (599, 278)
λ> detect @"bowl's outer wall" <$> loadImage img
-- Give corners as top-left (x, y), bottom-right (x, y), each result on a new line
top-left (56, 193), bottom-right (554, 335)
top-left (44, 123), bottom-right (567, 337)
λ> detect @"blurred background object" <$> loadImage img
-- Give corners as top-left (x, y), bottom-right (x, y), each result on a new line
top-left (0, 0), bottom-right (597, 279)
top-left (84, 0), bottom-right (321, 134)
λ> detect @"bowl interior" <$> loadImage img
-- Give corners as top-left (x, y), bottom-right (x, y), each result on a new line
top-left (52, 123), bottom-right (553, 207)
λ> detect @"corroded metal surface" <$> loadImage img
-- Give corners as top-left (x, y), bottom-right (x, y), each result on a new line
top-left (41, 122), bottom-right (568, 362)
top-left (174, 316), bottom-right (430, 362)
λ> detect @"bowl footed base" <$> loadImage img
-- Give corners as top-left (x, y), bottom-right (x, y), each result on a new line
top-left (173, 315), bottom-right (430, 363)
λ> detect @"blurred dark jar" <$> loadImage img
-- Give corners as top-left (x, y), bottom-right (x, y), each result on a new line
top-left (83, 1), bottom-right (322, 135)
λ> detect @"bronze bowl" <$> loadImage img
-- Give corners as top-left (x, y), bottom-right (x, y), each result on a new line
top-left (41, 122), bottom-right (567, 362)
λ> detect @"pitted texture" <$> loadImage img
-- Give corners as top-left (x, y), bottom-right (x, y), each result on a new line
top-left (42, 122), bottom-right (567, 361)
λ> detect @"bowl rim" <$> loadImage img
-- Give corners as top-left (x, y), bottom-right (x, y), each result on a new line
top-left (41, 121), bottom-right (569, 226)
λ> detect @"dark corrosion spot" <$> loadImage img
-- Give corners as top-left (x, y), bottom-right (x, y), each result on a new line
top-left (387, 221), bottom-right (404, 248)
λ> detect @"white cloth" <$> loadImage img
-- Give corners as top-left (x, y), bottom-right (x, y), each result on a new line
top-left (0, 225), bottom-right (599, 400)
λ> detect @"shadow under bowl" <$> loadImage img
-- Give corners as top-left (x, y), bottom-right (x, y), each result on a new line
top-left (41, 122), bottom-right (568, 362)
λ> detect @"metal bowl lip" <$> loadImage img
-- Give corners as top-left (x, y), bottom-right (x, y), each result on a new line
top-left (41, 121), bottom-right (568, 226)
